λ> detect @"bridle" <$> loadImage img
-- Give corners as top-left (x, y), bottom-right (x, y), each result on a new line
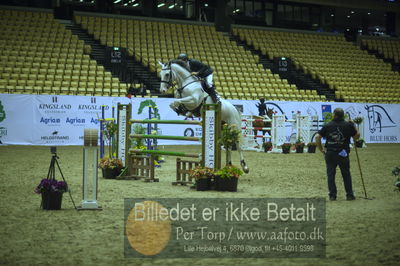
top-left (160, 63), bottom-right (201, 94)
top-left (160, 66), bottom-right (174, 90)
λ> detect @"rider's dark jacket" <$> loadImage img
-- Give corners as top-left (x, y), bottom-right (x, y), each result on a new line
top-left (188, 59), bottom-right (213, 78)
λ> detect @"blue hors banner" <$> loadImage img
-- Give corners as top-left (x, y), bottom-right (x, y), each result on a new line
top-left (0, 93), bottom-right (399, 145)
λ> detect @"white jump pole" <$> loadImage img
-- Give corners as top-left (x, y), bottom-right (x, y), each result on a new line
top-left (78, 128), bottom-right (102, 210)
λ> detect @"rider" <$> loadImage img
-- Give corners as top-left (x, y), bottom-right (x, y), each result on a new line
top-left (256, 97), bottom-right (268, 116)
top-left (177, 53), bottom-right (221, 104)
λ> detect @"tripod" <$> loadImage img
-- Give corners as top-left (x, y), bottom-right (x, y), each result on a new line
top-left (47, 152), bottom-right (77, 209)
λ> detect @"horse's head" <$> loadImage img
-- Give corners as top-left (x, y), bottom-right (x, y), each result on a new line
top-left (159, 61), bottom-right (173, 94)
top-left (365, 105), bottom-right (376, 133)
top-left (266, 108), bottom-right (274, 119)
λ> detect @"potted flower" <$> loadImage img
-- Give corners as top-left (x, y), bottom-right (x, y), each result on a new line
top-left (294, 138), bottom-right (305, 153)
top-left (391, 166), bottom-right (400, 192)
top-left (215, 124), bottom-right (244, 191)
top-left (262, 141), bottom-right (273, 152)
top-left (100, 120), bottom-right (123, 178)
top-left (35, 178), bottom-right (68, 210)
top-left (99, 157), bottom-right (123, 179)
top-left (214, 165), bottom-right (243, 192)
top-left (355, 138), bottom-right (364, 148)
top-left (307, 142), bottom-right (317, 153)
top-left (189, 166), bottom-right (215, 191)
top-left (281, 143), bottom-right (292, 154)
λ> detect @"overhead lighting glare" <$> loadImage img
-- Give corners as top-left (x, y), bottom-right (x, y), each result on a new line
top-left (114, 0), bottom-right (121, 3)
top-left (133, 3), bottom-right (139, 7)
top-left (158, 3), bottom-right (165, 7)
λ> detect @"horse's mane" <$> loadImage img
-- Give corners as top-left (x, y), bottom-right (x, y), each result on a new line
top-left (168, 59), bottom-right (190, 72)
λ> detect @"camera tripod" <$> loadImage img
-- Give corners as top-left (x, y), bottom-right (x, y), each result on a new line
top-left (47, 152), bottom-right (77, 209)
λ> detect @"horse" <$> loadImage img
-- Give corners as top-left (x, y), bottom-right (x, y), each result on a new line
top-left (251, 107), bottom-right (274, 146)
top-left (158, 60), bottom-right (249, 173)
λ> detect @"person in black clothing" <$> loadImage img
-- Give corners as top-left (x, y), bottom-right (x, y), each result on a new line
top-left (256, 97), bottom-right (267, 116)
top-left (177, 53), bottom-right (221, 103)
top-left (315, 108), bottom-right (360, 201)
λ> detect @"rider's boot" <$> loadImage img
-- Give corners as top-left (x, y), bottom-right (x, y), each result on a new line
top-left (208, 86), bottom-right (221, 104)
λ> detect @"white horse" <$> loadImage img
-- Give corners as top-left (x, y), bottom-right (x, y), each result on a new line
top-left (158, 60), bottom-right (249, 173)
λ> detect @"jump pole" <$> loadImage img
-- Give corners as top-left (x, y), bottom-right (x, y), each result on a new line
top-left (130, 119), bottom-right (201, 125)
top-left (131, 134), bottom-right (201, 142)
top-left (129, 149), bottom-right (200, 158)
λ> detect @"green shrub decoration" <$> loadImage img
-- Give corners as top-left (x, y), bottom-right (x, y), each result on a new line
top-left (215, 165), bottom-right (243, 179)
top-left (219, 124), bottom-right (241, 150)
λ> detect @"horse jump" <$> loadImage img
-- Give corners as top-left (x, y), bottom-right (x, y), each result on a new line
top-left (127, 154), bottom-right (156, 182)
top-left (129, 103), bottom-right (222, 184)
top-left (174, 158), bottom-right (201, 185)
top-left (241, 113), bottom-right (311, 152)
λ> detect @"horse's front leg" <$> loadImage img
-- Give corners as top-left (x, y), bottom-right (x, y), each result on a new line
top-left (169, 100), bottom-right (181, 110)
top-left (169, 96), bottom-right (196, 110)
top-left (237, 142), bottom-right (249, 174)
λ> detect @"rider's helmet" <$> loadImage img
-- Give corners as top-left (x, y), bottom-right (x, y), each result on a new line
top-left (177, 53), bottom-right (189, 61)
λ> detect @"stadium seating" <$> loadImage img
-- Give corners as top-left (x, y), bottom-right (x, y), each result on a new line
top-left (361, 37), bottom-right (400, 64)
top-left (75, 15), bottom-right (314, 101)
top-left (0, 8), bottom-right (130, 97)
top-left (1, 7), bottom-right (397, 104)
top-left (234, 27), bottom-right (400, 104)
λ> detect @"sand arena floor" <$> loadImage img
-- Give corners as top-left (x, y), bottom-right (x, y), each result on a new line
top-left (0, 144), bottom-right (399, 265)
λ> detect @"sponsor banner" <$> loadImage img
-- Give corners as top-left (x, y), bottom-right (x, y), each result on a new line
top-left (0, 94), bottom-right (399, 145)
top-left (32, 95), bottom-right (115, 145)
top-left (124, 198), bottom-right (326, 258)
top-left (0, 94), bottom-right (33, 145)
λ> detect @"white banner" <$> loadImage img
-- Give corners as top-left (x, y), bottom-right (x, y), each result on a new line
top-left (0, 94), bottom-right (399, 145)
